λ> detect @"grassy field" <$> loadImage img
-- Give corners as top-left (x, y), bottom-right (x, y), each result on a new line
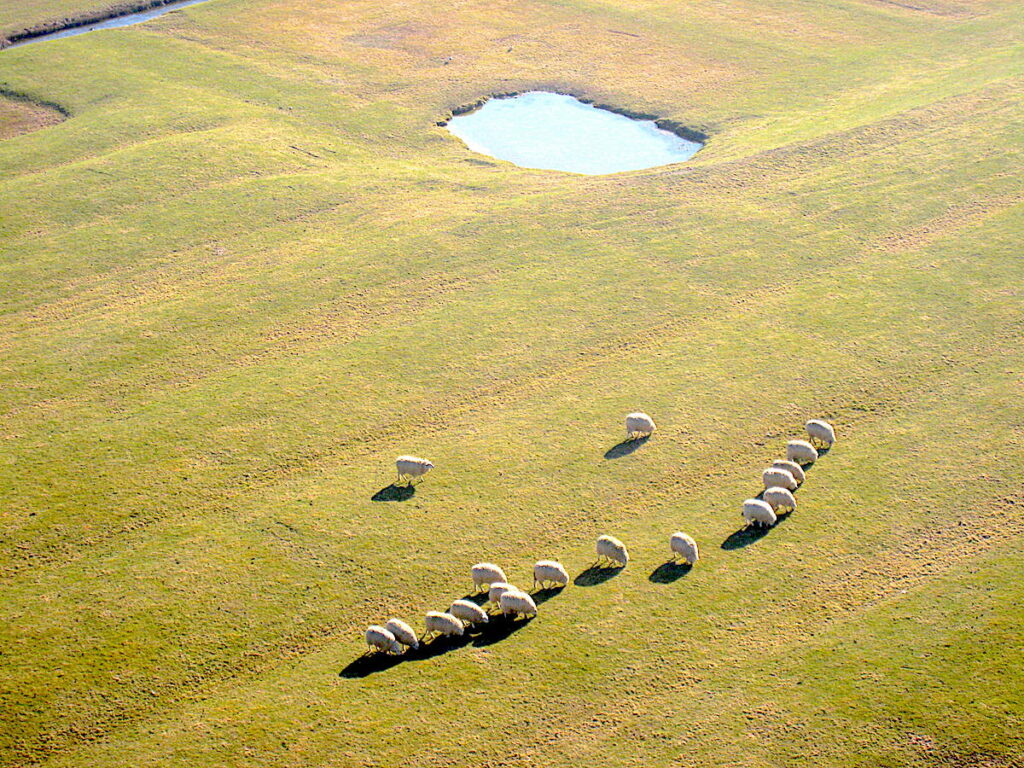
top-left (1, 0), bottom-right (1022, 765)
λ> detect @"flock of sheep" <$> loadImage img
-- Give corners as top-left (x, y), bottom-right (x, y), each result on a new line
top-left (362, 414), bottom-right (836, 656)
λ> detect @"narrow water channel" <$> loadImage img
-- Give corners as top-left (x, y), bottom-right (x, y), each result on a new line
top-left (4, 0), bottom-right (210, 50)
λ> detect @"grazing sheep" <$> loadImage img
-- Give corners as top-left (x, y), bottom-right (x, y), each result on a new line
top-left (625, 412), bottom-right (657, 439)
top-left (365, 625), bottom-right (401, 654)
top-left (762, 467), bottom-right (798, 491)
top-left (669, 532), bottom-right (699, 565)
top-left (806, 419), bottom-right (836, 448)
top-left (596, 535), bottom-right (629, 567)
top-left (449, 599), bottom-right (490, 627)
top-left (423, 611), bottom-right (464, 641)
top-left (395, 455), bottom-right (433, 486)
top-left (383, 618), bottom-right (419, 651)
top-left (533, 560), bottom-right (569, 589)
top-left (786, 440), bottom-right (819, 465)
top-left (742, 498), bottom-right (777, 528)
top-left (763, 486), bottom-right (797, 513)
top-left (487, 581), bottom-right (515, 607)
top-left (471, 562), bottom-right (507, 591)
top-left (772, 459), bottom-right (806, 485)
top-left (499, 589), bottom-right (538, 619)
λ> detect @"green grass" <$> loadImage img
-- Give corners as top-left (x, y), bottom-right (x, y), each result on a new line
top-left (1, 0), bottom-right (1023, 765)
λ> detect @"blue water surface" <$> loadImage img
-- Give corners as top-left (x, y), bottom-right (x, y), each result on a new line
top-left (5, 0), bottom-right (209, 49)
top-left (446, 91), bottom-right (701, 175)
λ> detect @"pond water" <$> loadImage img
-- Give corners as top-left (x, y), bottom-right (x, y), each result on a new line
top-left (4, 0), bottom-right (210, 50)
top-left (445, 91), bottom-right (702, 175)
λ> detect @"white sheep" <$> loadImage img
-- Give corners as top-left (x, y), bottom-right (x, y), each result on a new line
top-left (772, 459), bottom-right (806, 485)
top-left (395, 455), bottom-right (434, 486)
top-left (487, 581), bottom-right (515, 607)
top-left (806, 419), bottom-right (836, 448)
top-left (763, 486), bottom-right (797, 513)
top-left (762, 467), bottom-right (797, 491)
top-left (423, 611), bottom-right (464, 641)
top-left (471, 562), bottom-right (507, 591)
top-left (449, 599), bottom-right (490, 627)
top-left (365, 625), bottom-right (401, 654)
top-left (669, 532), bottom-right (699, 565)
top-left (625, 412), bottom-right (656, 439)
top-left (383, 618), bottom-right (419, 651)
top-left (786, 440), bottom-right (819, 465)
top-left (596, 534), bottom-right (629, 567)
top-left (499, 589), bottom-right (538, 619)
top-left (742, 498), bottom-right (777, 528)
top-left (533, 560), bottom-right (569, 589)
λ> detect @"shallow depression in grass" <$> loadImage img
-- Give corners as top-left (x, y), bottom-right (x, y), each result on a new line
top-left (445, 91), bottom-right (702, 175)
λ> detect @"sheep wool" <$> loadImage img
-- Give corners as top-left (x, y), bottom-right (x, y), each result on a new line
top-left (365, 625), bottom-right (400, 654)
top-left (625, 412), bottom-right (657, 439)
top-left (762, 467), bottom-right (798, 491)
top-left (533, 560), bottom-right (570, 589)
top-left (487, 581), bottom-right (515, 606)
top-left (395, 455), bottom-right (434, 485)
top-left (742, 498), bottom-right (777, 528)
top-left (805, 419), bottom-right (836, 448)
top-left (499, 589), bottom-right (538, 619)
top-left (596, 535), bottom-right (629, 567)
top-left (449, 599), bottom-right (489, 626)
top-left (424, 611), bottom-right (464, 639)
top-left (772, 459), bottom-right (806, 485)
top-left (471, 562), bottom-right (508, 590)
top-left (763, 486), bottom-right (797, 513)
top-left (669, 532), bottom-right (699, 565)
top-left (786, 440), bottom-right (819, 465)
top-left (383, 618), bottom-right (419, 650)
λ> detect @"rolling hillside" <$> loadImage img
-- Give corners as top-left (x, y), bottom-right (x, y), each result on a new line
top-left (1, 0), bottom-right (1022, 765)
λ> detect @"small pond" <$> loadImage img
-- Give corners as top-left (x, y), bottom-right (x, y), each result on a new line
top-left (445, 91), bottom-right (702, 175)
top-left (4, 0), bottom-right (210, 50)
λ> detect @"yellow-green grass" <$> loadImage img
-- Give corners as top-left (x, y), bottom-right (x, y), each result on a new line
top-left (0, 0), bottom-right (1022, 765)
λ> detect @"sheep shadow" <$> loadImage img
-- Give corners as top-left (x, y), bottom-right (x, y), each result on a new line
top-left (340, 651), bottom-right (407, 678)
top-left (338, 615), bottom-right (534, 678)
top-left (604, 435), bottom-right (649, 460)
top-left (371, 484), bottom-right (415, 502)
top-left (530, 586), bottom-right (565, 605)
top-left (471, 615), bottom-right (533, 647)
top-left (720, 511), bottom-right (792, 550)
top-left (574, 564), bottom-right (623, 587)
top-left (456, 591), bottom-right (490, 606)
top-left (648, 561), bottom-right (693, 583)
top-left (340, 632), bottom-right (473, 678)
